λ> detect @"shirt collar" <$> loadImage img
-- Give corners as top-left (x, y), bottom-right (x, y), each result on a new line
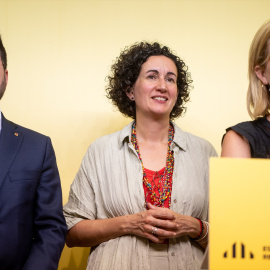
top-left (118, 120), bottom-right (187, 152)
top-left (118, 121), bottom-right (134, 149)
top-left (171, 122), bottom-right (187, 152)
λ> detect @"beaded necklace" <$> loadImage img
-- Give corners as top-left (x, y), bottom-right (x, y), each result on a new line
top-left (131, 122), bottom-right (174, 208)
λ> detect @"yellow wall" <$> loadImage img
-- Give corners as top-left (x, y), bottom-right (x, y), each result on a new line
top-left (0, 0), bottom-right (269, 269)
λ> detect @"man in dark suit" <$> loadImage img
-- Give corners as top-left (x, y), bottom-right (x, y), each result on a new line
top-left (0, 36), bottom-right (67, 269)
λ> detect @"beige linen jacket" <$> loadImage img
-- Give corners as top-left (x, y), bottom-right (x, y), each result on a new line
top-left (64, 121), bottom-right (217, 270)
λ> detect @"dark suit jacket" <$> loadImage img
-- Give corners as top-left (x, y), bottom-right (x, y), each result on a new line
top-left (0, 113), bottom-right (67, 270)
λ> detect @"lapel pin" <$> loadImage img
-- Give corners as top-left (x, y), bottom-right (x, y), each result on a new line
top-left (14, 132), bottom-right (19, 136)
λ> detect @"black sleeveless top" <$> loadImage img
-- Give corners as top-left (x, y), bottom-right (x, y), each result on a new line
top-left (224, 117), bottom-right (270, 159)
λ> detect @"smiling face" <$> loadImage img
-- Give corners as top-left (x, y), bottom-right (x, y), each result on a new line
top-left (127, 55), bottom-right (178, 120)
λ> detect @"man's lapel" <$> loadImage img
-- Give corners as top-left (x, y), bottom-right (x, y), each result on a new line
top-left (0, 113), bottom-right (24, 190)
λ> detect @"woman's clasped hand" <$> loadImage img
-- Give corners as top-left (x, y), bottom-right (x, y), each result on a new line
top-left (129, 203), bottom-right (201, 243)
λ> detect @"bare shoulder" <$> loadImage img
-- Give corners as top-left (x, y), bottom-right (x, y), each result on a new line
top-left (221, 130), bottom-right (251, 158)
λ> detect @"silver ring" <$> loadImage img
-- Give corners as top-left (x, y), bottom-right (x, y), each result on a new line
top-left (151, 227), bottom-right (158, 235)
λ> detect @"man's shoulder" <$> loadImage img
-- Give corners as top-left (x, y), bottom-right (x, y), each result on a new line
top-left (5, 118), bottom-right (49, 140)
top-left (3, 118), bottom-right (51, 151)
top-left (17, 124), bottom-right (48, 139)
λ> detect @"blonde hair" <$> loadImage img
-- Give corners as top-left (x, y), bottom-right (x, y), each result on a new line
top-left (247, 19), bottom-right (270, 119)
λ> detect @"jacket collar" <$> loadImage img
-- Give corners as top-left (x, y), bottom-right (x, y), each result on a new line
top-left (0, 113), bottom-right (24, 190)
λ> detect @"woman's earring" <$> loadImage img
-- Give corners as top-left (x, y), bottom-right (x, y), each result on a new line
top-left (261, 83), bottom-right (270, 92)
top-left (131, 97), bottom-right (134, 100)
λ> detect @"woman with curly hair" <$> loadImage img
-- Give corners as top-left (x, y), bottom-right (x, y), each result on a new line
top-left (64, 42), bottom-right (217, 270)
top-left (222, 20), bottom-right (270, 158)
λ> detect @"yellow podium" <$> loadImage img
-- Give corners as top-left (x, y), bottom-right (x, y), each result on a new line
top-left (209, 158), bottom-right (270, 270)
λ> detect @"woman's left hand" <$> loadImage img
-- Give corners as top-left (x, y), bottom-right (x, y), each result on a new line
top-left (147, 203), bottom-right (201, 240)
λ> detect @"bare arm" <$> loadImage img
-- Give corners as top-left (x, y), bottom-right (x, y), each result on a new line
top-left (221, 130), bottom-right (251, 158)
top-left (66, 208), bottom-right (178, 247)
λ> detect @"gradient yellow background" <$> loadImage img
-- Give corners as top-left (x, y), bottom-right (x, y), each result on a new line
top-left (0, 0), bottom-right (269, 269)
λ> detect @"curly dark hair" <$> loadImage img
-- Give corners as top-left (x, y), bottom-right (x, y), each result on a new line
top-left (106, 41), bottom-right (192, 120)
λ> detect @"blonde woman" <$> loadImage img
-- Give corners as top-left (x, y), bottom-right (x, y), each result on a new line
top-left (222, 20), bottom-right (270, 158)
